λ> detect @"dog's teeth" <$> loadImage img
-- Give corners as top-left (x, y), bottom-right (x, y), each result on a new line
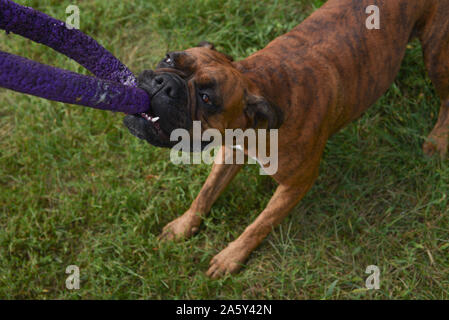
top-left (140, 113), bottom-right (158, 122)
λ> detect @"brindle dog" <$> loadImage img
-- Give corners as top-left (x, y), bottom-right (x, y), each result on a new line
top-left (124, 0), bottom-right (449, 278)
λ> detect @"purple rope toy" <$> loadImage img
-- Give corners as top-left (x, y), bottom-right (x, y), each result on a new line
top-left (0, 0), bottom-right (150, 114)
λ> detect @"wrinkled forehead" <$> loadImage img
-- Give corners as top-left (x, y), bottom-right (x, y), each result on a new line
top-left (161, 48), bottom-right (240, 88)
top-left (160, 48), bottom-right (231, 74)
top-left (184, 47), bottom-right (233, 65)
top-left (194, 66), bottom-right (242, 94)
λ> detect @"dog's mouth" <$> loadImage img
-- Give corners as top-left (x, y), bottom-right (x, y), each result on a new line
top-left (124, 68), bottom-right (195, 148)
top-left (124, 108), bottom-right (172, 148)
top-left (139, 112), bottom-right (163, 136)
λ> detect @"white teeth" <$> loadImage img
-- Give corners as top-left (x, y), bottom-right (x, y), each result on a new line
top-left (140, 113), bottom-right (158, 122)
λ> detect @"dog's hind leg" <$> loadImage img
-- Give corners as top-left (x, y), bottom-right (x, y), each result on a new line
top-left (158, 146), bottom-right (243, 241)
top-left (419, 2), bottom-right (449, 158)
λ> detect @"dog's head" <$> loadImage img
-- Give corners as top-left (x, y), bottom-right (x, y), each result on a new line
top-left (123, 41), bottom-right (282, 149)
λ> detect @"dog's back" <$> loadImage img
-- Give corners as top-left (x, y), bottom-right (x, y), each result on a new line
top-left (242, 0), bottom-right (449, 136)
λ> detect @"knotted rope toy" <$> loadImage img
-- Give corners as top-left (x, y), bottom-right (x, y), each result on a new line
top-left (0, 0), bottom-right (150, 114)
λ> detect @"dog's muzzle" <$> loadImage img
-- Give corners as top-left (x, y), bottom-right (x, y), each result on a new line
top-left (123, 69), bottom-right (192, 148)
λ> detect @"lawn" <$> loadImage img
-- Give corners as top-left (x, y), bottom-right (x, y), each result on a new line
top-left (0, 0), bottom-right (448, 299)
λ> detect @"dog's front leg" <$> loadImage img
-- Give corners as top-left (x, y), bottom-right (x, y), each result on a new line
top-left (159, 146), bottom-right (243, 241)
top-left (206, 168), bottom-right (319, 278)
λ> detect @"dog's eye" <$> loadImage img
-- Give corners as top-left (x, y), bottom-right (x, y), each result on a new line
top-left (164, 54), bottom-right (173, 65)
top-left (200, 93), bottom-right (211, 104)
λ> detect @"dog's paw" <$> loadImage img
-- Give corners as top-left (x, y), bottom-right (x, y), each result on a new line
top-left (158, 214), bottom-right (200, 241)
top-left (206, 242), bottom-right (248, 279)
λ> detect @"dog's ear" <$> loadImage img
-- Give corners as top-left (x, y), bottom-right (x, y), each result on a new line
top-left (244, 95), bottom-right (283, 129)
top-left (197, 41), bottom-right (234, 61)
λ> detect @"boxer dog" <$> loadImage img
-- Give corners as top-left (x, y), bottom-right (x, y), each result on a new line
top-left (124, 0), bottom-right (449, 278)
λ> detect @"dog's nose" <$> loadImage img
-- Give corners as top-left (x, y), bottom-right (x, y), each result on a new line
top-left (152, 75), bottom-right (179, 98)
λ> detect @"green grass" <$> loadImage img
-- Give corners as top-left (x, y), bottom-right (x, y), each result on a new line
top-left (0, 0), bottom-right (448, 299)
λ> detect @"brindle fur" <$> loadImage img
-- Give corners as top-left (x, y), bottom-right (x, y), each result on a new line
top-left (154, 0), bottom-right (449, 278)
